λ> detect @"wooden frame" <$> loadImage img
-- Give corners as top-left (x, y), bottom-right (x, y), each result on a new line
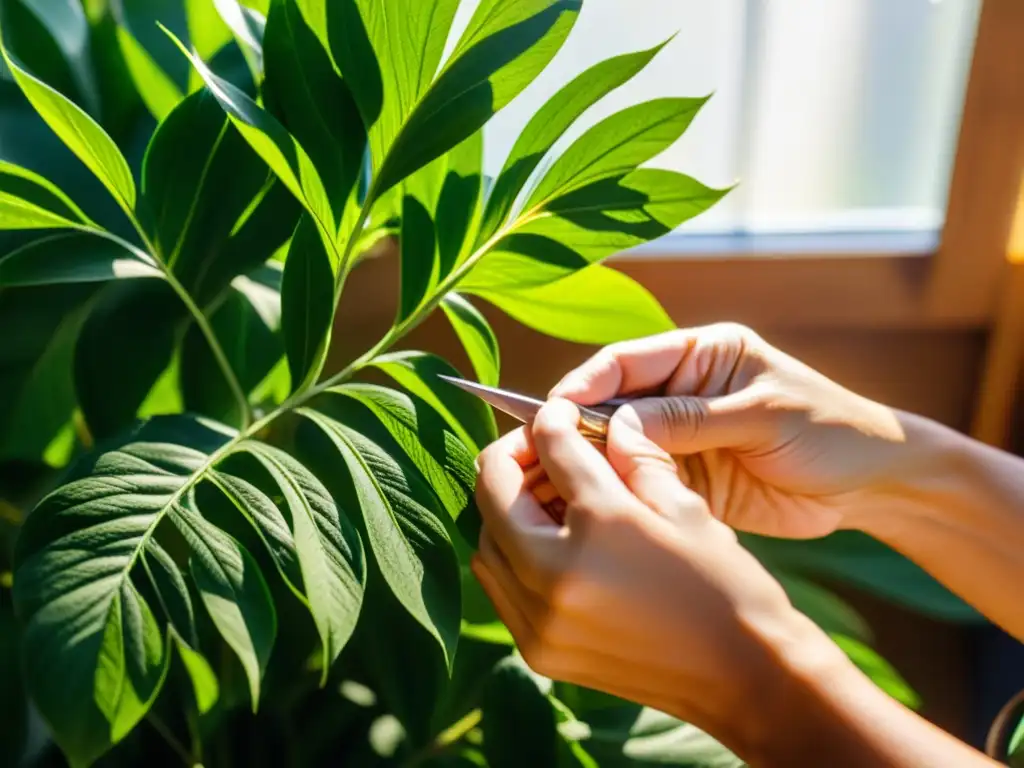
top-left (604, 0), bottom-right (1024, 334)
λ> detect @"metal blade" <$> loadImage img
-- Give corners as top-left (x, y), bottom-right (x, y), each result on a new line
top-left (436, 374), bottom-right (546, 425)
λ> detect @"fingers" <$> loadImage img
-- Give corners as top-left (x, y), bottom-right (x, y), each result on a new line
top-left (530, 399), bottom-right (638, 515)
top-left (621, 388), bottom-right (771, 455)
top-left (606, 406), bottom-right (713, 526)
top-left (549, 324), bottom-right (759, 404)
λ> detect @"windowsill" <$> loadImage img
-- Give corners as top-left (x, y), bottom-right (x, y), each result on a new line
top-left (623, 228), bottom-right (941, 259)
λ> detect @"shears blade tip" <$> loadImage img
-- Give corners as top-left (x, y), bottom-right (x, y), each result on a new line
top-left (435, 373), bottom-right (545, 425)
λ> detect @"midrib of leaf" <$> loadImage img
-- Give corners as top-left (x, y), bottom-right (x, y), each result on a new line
top-left (167, 119), bottom-right (232, 270)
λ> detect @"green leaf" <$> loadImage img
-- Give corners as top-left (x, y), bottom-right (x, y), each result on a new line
top-left (281, 215), bottom-right (334, 392)
top-left (327, 384), bottom-right (476, 522)
top-left (0, 159), bottom-right (92, 229)
top-left (141, 88), bottom-right (287, 298)
top-left (470, 264), bottom-right (674, 346)
top-left (239, 441), bottom-right (365, 681)
top-left (744, 531), bottom-right (980, 622)
top-left (173, 497), bottom-right (277, 710)
top-left (141, 540), bottom-right (199, 647)
top-left (526, 96), bottom-right (708, 210)
top-left (297, 407), bottom-right (461, 669)
top-left (398, 193), bottom-right (437, 322)
top-left (775, 572), bottom-right (872, 643)
top-left (441, 293), bottom-right (499, 387)
top-left (465, 170), bottom-right (729, 291)
top-left (482, 656), bottom-right (559, 768)
top-left (0, 233), bottom-right (159, 287)
top-left (830, 635), bottom-right (919, 710)
top-left (357, 0), bottom-right (581, 198)
top-left (371, 351), bottom-right (497, 454)
top-left (12, 416), bottom-right (233, 765)
top-left (0, 283), bottom-right (93, 465)
top-left (479, 39), bottom-right (670, 242)
top-left (1009, 715), bottom-right (1024, 767)
top-left (181, 265), bottom-right (285, 425)
top-left (435, 130), bottom-right (485, 275)
top-left (169, 29), bottom-right (337, 251)
top-left (263, 0), bottom-right (365, 221)
top-left (0, 44), bottom-right (137, 215)
top-left (115, 25), bottom-right (184, 121)
top-left (213, 0), bottom-right (264, 80)
top-left (174, 634), bottom-right (220, 714)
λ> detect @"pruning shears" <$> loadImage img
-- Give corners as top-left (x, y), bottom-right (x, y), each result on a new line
top-left (436, 374), bottom-right (630, 444)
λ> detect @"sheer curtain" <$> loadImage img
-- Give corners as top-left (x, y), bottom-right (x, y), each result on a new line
top-left (457, 0), bottom-right (982, 238)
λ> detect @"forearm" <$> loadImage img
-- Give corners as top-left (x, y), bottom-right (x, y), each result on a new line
top-left (846, 412), bottom-right (1024, 640)
top-left (709, 612), bottom-right (999, 767)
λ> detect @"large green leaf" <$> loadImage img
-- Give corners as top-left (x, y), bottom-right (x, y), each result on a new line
top-left (12, 417), bottom-right (231, 765)
top-left (371, 351), bottom-right (497, 454)
top-left (281, 215), bottom-right (334, 392)
top-left (0, 159), bottom-right (92, 230)
top-left (0, 45), bottom-right (137, 216)
top-left (526, 96), bottom-right (708, 210)
top-left (0, 232), bottom-right (159, 287)
top-left (212, 0), bottom-right (264, 80)
top-left (479, 40), bottom-right (670, 242)
top-left (170, 31), bottom-right (337, 252)
top-left (441, 293), bottom-right (499, 387)
top-left (239, 441), bottom-right (365, 680)
top-left (398, 193), bottom-right (437, 322)
top-left (115, 25), bottom-right (184, 121)
top-left (469, 264), bottom-right (674, 345)
top-left (348, 0), bottom-right (581, 198)
top-left (262, 0), bottom-right (364, 222)
top-left (465, 170), bottom-right (729, 291)
top-left (482, 656), bottom-right (559, 768)
top-left (296, 407), bottom-right (461, 669)
top-left (141, 88), bottom-right (284, 296)
top-left (326, 384), bottom-right (476, 522)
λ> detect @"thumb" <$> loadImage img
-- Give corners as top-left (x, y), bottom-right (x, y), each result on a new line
top-left (605, 406), bottom-right (708, 525)
top-left (621, 390), bottom-right (768, 455)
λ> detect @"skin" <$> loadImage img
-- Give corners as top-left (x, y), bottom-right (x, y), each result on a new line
top-left (472, 323), bottom-right (1024, 767)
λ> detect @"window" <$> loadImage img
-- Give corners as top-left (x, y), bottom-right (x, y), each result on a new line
top-left (462, 0), bottom-right (982, 241)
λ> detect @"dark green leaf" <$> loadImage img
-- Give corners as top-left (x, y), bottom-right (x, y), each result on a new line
top-left (0, 284), bottom-right (92, 466)
top-left (297, 407), bottom-right (461, 669)
top-left (398, 193), bottom-right (437, 322)
top-left (12, 416), bottom-right (233, 766)
top-left (368, 0), bottom-right (581, 197)
top-left (0, 232), bottom-right (159, 287)
top-left (470, 264), bottom-right (674, 345)
top-left (0, 595), bottom-right (27, 768)
top-left (281, 215), bottom-right (334, 392)
top-left (482, 655), bottom-right (559, 768)
top-left (213, 0), bottom-right (265, 79)
top-left (263, 0), bottom-right (365, 222)
top-left (479, 39), bottom-right (670, 242)
top-left (465, 170), bottom-right (729, 291)
top-left (441, 293), bottom-right (499, 387)
top-left (435, 130), bottom-right (484, 275)
top-left (170, 30), bottom-right (338, 252)
top-left (526, 97), bottom-right (708, 209)
top-left (1, 43), bottom-right (137, 215)
top-left (0, 159), bottom-right (92, 229)
top-left (240, 441), bottom-right (365, 680)
top-left (371, 351), bottom-right (497, 454)
top-left (141, 540), bottom-right (199, 647)
top-left (141, 88), bottom-right (283, 299)
top-left (173, 496), bottom-right (277, 710)
top-left (74, 280), bottom-right (185, 439)
top-left (115, 25), bottom-right (184, 121)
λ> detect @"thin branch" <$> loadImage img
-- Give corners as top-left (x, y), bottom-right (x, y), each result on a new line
top-left (146, 713), bottom-right (195, 767)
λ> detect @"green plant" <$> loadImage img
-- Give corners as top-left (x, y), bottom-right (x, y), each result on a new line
top-left (0, 1), bottom-right (937, 766)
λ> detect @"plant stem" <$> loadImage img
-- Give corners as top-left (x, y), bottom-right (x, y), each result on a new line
top-left (401, 709), bottom-right (483, 767)
top-left (74, 224), bottom-right (253, 429)
top-left (147, 712), bottom-right (195, 766)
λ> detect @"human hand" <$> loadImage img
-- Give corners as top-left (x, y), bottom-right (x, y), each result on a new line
top-left (549, 323), bottom-right (930, 540)
top-left (471, 398), bottom-right (841, 755)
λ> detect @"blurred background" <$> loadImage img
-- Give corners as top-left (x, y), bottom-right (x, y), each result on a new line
top-left (3, 0), bottom-right (1024, 757)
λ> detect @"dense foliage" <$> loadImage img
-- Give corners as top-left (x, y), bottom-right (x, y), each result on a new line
top-left (0, 1), bottom-right (972, 766)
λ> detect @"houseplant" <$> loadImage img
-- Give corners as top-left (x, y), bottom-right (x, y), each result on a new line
top-left (0, 0), bottom-right (930, 765)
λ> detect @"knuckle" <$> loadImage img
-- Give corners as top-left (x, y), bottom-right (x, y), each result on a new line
top-left (659, 397), bottom-right (708, 441)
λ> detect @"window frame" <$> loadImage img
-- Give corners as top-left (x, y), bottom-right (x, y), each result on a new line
top-left (608, 0), bottom-right (1024, 334)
